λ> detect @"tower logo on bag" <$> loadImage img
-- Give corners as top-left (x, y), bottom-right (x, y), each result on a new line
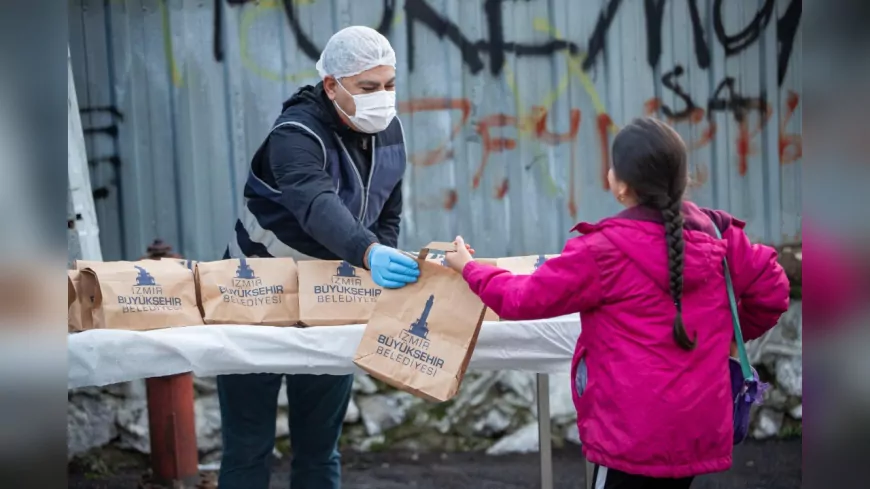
top-left (123, 265), bottom-right (181, 312)
top-left (407, 295), bottom-right (434, 339)
top-left (376, 293), bottom-right (445, 377)
top-left (235, 258), bottom-right (257, 279)
top-left (533, 255), bottom-right (547, 271)
top-left (222, 258), bottom-right (285, 307)
top-left (134, 265), bottom-right (157, 286)
top-left (335, 261), bottom-right (357, 278)
top-left (314, 261), bottom-right (381, 304)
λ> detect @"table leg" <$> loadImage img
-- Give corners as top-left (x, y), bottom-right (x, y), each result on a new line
top-left (536, 373), bottom-right (553, 489)
top-left (145, 373), bottom-right (199, 486)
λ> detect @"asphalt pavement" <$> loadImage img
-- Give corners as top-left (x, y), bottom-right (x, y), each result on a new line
top-left (69, 439), bottom-right (801, 489)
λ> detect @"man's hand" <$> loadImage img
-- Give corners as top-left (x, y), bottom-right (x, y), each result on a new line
top-left (367, 244), bottom-right (420, 288)
top-left (444, 236), bottom-right (475, 274)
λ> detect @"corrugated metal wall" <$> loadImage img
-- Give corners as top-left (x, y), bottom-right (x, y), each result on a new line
top-left (69, 0), bottom-right (802, 261)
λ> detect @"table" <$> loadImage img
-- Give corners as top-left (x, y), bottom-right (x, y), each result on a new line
top-left (69, 316), bottom-right (580, 489)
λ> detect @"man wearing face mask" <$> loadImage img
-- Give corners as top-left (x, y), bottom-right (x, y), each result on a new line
top-left (217, 26), bottom-right (417, 489)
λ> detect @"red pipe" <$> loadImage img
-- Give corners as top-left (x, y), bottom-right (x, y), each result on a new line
top-left (145, 373), bottom-right (199, 485)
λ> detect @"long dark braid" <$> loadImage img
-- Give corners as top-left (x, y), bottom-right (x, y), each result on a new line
top-left (611, 117), bottom-right (696, 351)
top-left (661, 197), bottom-right (695, 350)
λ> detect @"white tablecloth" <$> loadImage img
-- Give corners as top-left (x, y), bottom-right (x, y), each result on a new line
top-left (68, 316), bottom-right (580, 389)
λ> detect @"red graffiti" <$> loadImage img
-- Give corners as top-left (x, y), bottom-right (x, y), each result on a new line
top-left (644, 97), bottom-right (716, 151)
top-left (646, 96), bottom-right (781, 176)
top-left (473, 107), bottom-right (581, 191)
top-left (474, 113), bottom-right (519, 189)
top-left (398, 98), bottom-right (472, 167)
top-left (443, 189), bottom-right (458, 210)
top-left (398, 89), bottom-right (797, 218)
top-left (494, 179), bottom-right (509, 200)
top-left (692, 122), bottom-right (717, 150)
top-left (779, 90), bottom-right (802, 165)
top-left (734, 102), bottom-right (774, 176)
top-left (531, 107), bottom-right (582, 144)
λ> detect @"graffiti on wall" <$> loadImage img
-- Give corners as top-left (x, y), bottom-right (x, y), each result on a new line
top-left (154, 0), bottom-right (801, 218)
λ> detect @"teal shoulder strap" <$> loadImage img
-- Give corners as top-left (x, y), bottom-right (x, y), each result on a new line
top-left (712, 223), bottom-right (754, 382)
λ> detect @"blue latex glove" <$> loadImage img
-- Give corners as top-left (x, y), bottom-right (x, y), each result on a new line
top-left (367, 244), bottom-right (420, 288)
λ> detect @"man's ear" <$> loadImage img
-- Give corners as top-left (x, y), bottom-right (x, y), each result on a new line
top-left (323, 76), bottom-right (337, 100)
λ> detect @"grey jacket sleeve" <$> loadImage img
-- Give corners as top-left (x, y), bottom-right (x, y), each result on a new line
top-left (268, 124), bottom-right (377, 268)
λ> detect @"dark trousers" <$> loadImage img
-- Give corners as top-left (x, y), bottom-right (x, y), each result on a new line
top-left (591, 464), bottom-right (694, 489)
top-left (216, 373), bottom-right (354, 489)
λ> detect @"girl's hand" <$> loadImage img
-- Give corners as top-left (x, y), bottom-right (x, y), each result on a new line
top-left (445, 235), bottom-right (475, 274)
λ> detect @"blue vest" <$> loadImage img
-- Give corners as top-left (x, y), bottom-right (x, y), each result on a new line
top-left (228, 107), bottom-right (406, 260)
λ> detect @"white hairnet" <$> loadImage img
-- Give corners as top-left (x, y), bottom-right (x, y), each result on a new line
top-left (315, 26), bottom-right (396, 79)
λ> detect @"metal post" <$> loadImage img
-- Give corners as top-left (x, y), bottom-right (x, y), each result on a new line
top-left (536, 373), bottom-right (553, 489)
top-left (146, 373), bottom-right (199, 485)
top-left (586, 456), bottom-right (594, 489)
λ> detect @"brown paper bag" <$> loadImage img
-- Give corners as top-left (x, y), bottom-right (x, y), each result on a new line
top-left (68, 271), bottom-right (82, 332)
top-left (354, 242), bottom-right (486, 402)
top-left (297, 260), bottom-right (382, 326)
top-left (83, 260), bottom-right (203, 331)
top-left (495, 254), bottom-right (559, 275)
top-left (68, 269), bottom-right (95, 332)
top-left (196, 258), bottom-right (300, 326)
top-left (425, 254), bottom-right (499, 322)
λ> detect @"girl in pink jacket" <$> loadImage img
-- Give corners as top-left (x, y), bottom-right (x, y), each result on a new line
top-left (445, 117), bottom-right (790, 488)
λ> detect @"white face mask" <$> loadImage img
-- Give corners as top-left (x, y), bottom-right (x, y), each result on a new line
top-left (333, 79), bottom-right (396, 134)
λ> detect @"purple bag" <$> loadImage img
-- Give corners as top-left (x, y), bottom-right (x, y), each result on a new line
top-left (713, 223), bottom-right (767, 444)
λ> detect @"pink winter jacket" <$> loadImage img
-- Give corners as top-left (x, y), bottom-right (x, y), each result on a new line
top-left (462, 202), bottom-right (789, 478)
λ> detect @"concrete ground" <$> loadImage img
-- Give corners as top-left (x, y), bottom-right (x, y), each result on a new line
top-left (69, 439), bottom-right (801, 488)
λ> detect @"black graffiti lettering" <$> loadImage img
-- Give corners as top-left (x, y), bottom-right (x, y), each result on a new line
top-left (580, 0), bottom-right (623, 72)
top-left (644, 0), bottom-right (710, 71)
top-left (776, 0), bottom-right (801, 86)
top-left (658, 70), bottom-right (768, 125)
top-left (80, 106), bottom-right (123, 142)
top-left (282, 0), bottom-right (396, 62)
top-left (686, 0), bottom-right (710, 69)
top-left (374, 0), bottom-right (397, 39)
top-left (92, 187), bottom-right (111, 200)
top-left (79, 106), bottom-right (124, 120)
top-left (282, 0), bottom-right (396, 63)
top-left (214, 0), bottom-right (225, 62)
top-left (707, 77), bottom-right (766, 123)
top-left (483, 0), bottom-right (508, 75)
top-left (406, 0), bottom-right (579, 75)
top-left (712, 0), bottom-right (775, 57)
top-left (405, 0), bottom-right (484, 73)
top-left (281, 0), bottom-right (323, 61)
top-left (659, 65), bottom-right (699, 121)
top-left (643, 0), bottom-right (666, 70)
top-left (79, 106), bottom-right (124, 203)
top-left (218, 0), bottom-right (395, 64)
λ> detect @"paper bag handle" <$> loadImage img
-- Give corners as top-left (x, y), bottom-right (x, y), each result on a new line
top-left (416, 241), bottom-right (457, 261)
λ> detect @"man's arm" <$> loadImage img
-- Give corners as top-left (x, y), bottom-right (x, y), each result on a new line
top-left (269, 125), bottom-right (377, 268)
top-left (375, 179), bottom-right (402, 248)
